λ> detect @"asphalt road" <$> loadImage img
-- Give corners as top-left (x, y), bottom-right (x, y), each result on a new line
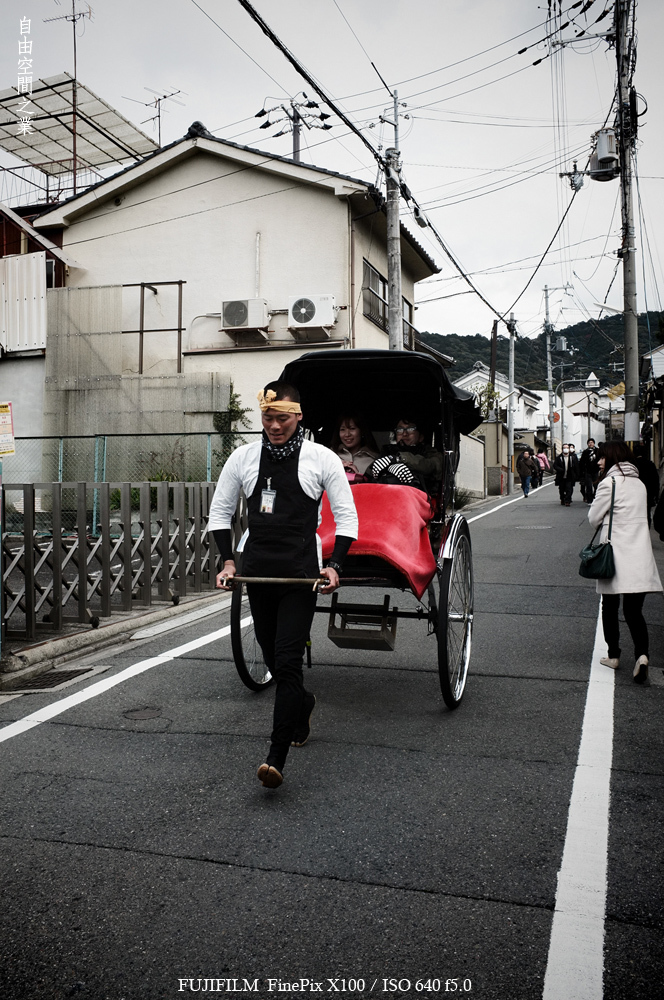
top-left (1, 481), bottom-right (662, 1000)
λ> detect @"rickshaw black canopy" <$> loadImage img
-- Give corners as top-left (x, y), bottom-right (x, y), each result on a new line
top-left (279, 349), bottom-right (482, 442)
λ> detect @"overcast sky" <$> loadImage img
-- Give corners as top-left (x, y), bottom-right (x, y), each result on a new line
top-left (1, 0), bottom-right (663, 346)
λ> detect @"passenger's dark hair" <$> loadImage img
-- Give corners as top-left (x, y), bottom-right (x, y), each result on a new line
top-left (597, 441), bottom-right (633, 476)
top-left (263, 380), bottom-right (300, 403)
top-left (329, 413), bottom-right (378, 455)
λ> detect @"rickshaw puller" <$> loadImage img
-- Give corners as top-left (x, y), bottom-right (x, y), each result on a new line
top-left (208, 381), bottom-right (358, 789)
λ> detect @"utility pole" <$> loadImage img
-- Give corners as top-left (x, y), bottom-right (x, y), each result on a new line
top-left (384, 89), bottom-right (403, 351)
top-left (543, 285), bottom-right (572, 457)
top-left (254, 94), bottom-right (332, 163)
top-left (489, 319), bottom-right (498, 388)
top-left (291, 105), bottom-right (301, 162)
top-left (543, 286), bottom-right (556, 458)
top-left (507, 312), bottom-right (516, 495)
top-left (615, 0), bottom-right (639, 442)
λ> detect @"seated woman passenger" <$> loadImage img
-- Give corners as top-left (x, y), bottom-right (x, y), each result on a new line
top-left (369, 417), bottom-right (443, 494)
top-left (329, 413), bottom-right (379, 480)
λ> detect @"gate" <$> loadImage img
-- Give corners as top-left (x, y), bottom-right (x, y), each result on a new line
top-left (2, 480), bottom-right (224, 642)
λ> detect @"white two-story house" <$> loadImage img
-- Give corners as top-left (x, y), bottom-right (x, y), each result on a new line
top-left (2, 125), bottom-right (439, 447)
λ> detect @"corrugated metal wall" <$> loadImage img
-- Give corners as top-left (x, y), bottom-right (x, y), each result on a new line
top-left (45, 284), bottom-right (123, 380)
top-left (0, 251), bottom-right (47, 352)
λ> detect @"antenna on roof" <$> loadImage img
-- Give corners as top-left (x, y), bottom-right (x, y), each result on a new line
top-left (122, 88), bottom-right (186, 147)
top-left (43, 1), bottom-right (94, 195)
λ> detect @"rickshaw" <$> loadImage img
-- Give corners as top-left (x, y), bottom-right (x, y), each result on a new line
top-left (228, 349), bottom-right (482, 709)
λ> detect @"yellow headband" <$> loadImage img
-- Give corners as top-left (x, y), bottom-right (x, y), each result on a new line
top-left (257, 388), bottom-right (302, 414)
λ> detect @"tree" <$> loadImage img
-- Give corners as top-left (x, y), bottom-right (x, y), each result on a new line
top-left (213, 382), bottom-right (252, 467)
top-left (468, 380), bottom-right (500, 418)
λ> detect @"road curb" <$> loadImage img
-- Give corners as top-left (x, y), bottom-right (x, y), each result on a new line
top-left (0, 591), bottom-right (225, 688)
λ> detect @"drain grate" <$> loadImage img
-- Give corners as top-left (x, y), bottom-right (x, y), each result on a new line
top-left (9, 668), bottom-right (94, 691)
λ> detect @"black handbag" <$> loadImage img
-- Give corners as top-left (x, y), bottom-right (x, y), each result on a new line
top-left (579, 479), bottom-right (616, 579)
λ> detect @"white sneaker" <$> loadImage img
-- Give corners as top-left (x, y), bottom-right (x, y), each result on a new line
top-left (600, 657), bottom-right (620, 669)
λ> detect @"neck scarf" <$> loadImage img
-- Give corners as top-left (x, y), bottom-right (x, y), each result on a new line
top-left (262, 424), bottom-right (304, 461)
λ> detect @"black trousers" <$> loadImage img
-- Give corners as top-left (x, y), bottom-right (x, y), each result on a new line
top-left (583, 472), bottom-right (596, 503)
top-left (246, 583), bottom-right (317, 767)
top-left (558, 479), bottom-right (574, 503)
top-left (601, 592), bottom-right (648, 660)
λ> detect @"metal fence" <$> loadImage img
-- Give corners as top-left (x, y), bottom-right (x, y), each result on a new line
top-left (3, 432), bottom-right (261, 489)
top-left (2, 480), bottom-right (246, 643)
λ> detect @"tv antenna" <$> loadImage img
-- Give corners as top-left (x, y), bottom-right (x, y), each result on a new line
top-left (122, 87), bottom-right (186, 147)
top-left (43, 1), bottom-right (94, 195)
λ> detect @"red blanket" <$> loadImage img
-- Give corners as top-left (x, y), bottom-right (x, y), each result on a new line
top-left (318, 483), bottom-right (437, 599)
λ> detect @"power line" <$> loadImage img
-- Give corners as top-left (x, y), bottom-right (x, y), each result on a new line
top-left (330, 0), bottom-right (392, 97)
top-left (188, 0), bottom-right (289, 93)
top-left (234, 0), bottom-right (384, 168)
top-left (335, 0), bottom-right (600, 105)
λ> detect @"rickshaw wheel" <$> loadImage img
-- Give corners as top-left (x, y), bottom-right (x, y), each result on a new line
top-left (437, 524), bottom-right (473, 708)
top-left (230, 582), bottom-right (274, 691)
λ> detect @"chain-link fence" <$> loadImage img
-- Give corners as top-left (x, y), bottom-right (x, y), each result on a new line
top-left (3, 432), bottom-right (262, 488)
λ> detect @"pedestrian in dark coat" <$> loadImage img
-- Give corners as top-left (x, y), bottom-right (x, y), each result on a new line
top-left (632, 444), bottom-right (660, 526)
top-left (516, 448), bottom-right (538, 497)
top-left (553, 444), bottom-right (580, 505)
top-left (579, 438), bottom-right (600, 504)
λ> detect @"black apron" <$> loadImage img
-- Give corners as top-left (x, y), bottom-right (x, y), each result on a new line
top-left (241, 447), bottom-right (320, 579)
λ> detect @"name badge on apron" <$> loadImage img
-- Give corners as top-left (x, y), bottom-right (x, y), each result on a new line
top-left (260, 477), bottom-right (276, 513)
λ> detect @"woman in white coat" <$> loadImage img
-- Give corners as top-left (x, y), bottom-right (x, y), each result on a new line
top-left (589, 441), bottom-right (662, 682)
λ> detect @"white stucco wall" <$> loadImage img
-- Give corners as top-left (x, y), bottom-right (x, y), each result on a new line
top-left (456, 433), bottom-right (485, 498)
top-left (36, 143), bottom-right (428, 429)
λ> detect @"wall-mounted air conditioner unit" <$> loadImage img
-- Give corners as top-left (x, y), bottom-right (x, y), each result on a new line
top-left (221, 298), bottom-right (269, 330)
top-left (288, 294), bottom-right (336, 329)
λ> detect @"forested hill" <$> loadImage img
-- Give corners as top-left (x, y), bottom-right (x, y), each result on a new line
top-left (418, 311), bottom-right (664, 391)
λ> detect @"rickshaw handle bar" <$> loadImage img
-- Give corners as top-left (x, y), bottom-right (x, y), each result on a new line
top-left (232, 575), bottom-right (328, 589)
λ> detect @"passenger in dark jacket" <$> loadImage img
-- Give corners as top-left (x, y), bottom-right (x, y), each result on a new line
top-left (553, 445), bottom-right (580, 506)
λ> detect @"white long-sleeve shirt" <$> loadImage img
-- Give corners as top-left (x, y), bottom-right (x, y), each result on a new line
top-left (208, 438), bottom-right (359, 543)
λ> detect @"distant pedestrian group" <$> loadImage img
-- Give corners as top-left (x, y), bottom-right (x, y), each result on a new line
top-left (516, 447), bottom-right (551, 497)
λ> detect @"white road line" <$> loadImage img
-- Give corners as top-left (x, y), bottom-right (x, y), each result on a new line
top-left (543, 605), bottom-right (614, 1000)
top-left (0, 617), bottom-right (253, 745)
top-left (466, 482), bottom-right (554, 523)
top-left (130, 596), bottom-right (233, 640)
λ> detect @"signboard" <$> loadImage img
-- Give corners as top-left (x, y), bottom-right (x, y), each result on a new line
top-left (0, 401), bottom-right (15, 456)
